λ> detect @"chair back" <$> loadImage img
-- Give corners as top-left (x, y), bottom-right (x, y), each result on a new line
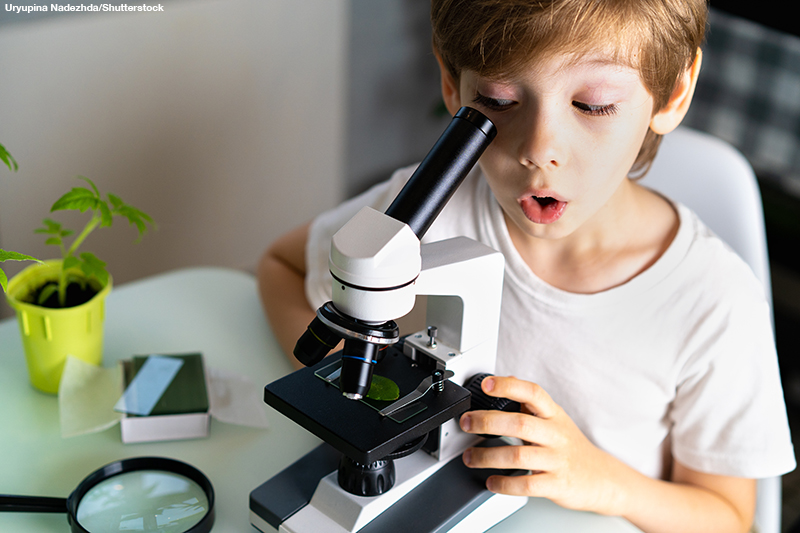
top-left (641, 126), bottom-right (779, 533)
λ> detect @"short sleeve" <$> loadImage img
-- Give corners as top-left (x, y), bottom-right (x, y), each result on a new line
top-left (669, 258), bottom-right (795, 478)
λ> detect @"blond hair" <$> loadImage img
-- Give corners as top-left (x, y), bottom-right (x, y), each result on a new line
top-left (431, 0), bottom-right (708, 176)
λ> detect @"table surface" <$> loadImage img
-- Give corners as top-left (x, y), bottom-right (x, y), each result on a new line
top-left (0, 267), bottom-right (642, 532)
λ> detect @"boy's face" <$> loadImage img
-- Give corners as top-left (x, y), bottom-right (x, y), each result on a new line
top-left (442, 53), bottom-right (662, 243)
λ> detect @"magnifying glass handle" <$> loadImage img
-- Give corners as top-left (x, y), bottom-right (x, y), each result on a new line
top-left (0, 494), bottom-right (67, 513)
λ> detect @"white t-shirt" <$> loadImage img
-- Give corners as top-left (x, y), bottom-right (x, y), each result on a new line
top-left (306, 164), bottom-right (795, 480)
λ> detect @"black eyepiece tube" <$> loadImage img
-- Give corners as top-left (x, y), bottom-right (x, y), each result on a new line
top-left (384, 107), bottom-right (496, 239)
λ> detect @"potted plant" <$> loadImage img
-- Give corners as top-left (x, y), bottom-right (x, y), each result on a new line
top-left (2, 144), bottom-right (154, 394)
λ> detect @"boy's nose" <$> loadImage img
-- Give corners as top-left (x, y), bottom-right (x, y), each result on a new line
top-left (518, 112), bottom-right (563, 170)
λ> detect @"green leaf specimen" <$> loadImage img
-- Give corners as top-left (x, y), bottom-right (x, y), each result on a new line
top-left (366, 374), bottom-right (401, 401)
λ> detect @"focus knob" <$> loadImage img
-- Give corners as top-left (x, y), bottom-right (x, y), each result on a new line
top-left (337, 456), bottom-right (395, 496)
top-left (464, 373), bottom-right (521, 413)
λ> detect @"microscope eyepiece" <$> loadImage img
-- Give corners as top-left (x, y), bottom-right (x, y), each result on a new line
top-left (384, 106), bottom-right (497, 239)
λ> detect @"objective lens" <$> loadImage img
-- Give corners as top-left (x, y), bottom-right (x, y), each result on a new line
top-left (293, 317), bottom-right (342, 367)
top-left (339, 340), bottom-right (379, 400)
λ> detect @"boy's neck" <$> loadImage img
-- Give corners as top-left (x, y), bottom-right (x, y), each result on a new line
top-left (504, 180), bottom-right (679, 294)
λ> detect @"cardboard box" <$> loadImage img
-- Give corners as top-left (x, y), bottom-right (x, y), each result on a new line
top-left (119, 353), bottom-right (210, 443)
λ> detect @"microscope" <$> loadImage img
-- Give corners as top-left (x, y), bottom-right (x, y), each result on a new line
top-left (250, 108), bottom-right (528, 533)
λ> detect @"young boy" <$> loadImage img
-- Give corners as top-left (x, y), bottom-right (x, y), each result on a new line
top-left (259, 1), bottom-right (795, 531)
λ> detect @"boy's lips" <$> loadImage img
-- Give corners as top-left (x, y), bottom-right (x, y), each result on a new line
top-left (519, 193), bottom-right (567, 224)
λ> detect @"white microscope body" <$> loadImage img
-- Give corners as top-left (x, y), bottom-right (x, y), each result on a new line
top-left (274, 207), bottom-right (525, 533)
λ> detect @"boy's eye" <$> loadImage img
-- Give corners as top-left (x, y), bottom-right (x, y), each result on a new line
top-left (573, 101), bottom-right (618, 116)
top-left (473, 92), bottom-right (515, 111)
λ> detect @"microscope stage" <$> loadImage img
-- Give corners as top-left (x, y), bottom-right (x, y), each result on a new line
top-left (264, 346), bottom-right (471, 464)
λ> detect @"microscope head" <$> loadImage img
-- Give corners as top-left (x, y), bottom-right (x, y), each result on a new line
top-left (293, 207), bottom-right (419, 399)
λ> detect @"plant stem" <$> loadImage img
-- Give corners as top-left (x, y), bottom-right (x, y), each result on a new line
top-left (58, 267), bottom-right (68, 307)
top-left (67, 215), bottom-right (100, 259)
top-left (58, 214), bottom-right (100, 307)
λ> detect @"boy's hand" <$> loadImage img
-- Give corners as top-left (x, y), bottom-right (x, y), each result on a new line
top-left (459, 375), bottom-right (623, 515)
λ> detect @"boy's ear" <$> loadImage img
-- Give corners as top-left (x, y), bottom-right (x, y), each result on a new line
top-left (434, 50), bottom-right (462, 116)
top-left (650, 48), bottom-right (703, 135)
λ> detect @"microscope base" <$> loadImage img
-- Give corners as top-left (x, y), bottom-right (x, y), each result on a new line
top-left (250, 441), bottom-right (527, 533)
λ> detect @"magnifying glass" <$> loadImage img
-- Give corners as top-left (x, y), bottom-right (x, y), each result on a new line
top-left (0, 456), bottom-right (214, 533)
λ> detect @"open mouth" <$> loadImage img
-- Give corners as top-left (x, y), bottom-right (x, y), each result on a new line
top-left (520, 195), bottom-right (567, 224)
top-left (534, 196), bottom-right (557, 207)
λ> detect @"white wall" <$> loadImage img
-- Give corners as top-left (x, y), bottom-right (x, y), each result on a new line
top-left (0, 0), bottom-right (348, 316)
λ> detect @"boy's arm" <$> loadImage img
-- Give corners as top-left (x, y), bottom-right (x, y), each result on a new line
top-left (606, 457), bottom-right (756, 533)
top-left (459, 376), bottom-right (757, 533)
top-left (257, 222), bottom-right (315, 370)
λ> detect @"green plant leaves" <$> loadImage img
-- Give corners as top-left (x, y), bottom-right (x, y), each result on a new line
top-left (110, 194), bottom-right (155, 241)
top-left (34, 176), bottom-right (154, 305)
top-left (81, 175), bottom-right (100, 197)
top-left (48, 178), bottom-right (154, 241)
top-left (36, 283), bottom-right (58, 305)
top-left (0, 249), bottom-right (42, 293)
top-left (108, 193), bottom-right (123, 209)
top-left (36, 218), bottom-right (73, 237)
top-left (61, 253), bottom-right (108, 284)
top-left (36, 218), bottom-right (62, 234)
top-left (98, 201), bottom-right (113, 228)
top-left (0, 250), bottom-right (40, 263)
top-left (0, 143), bottom-right (18, 172)
top-left (50, 185), bottom-right (101, 213)
top-left (78, 252), bottom-right (108, 286)
top-left (62, 256), bottom-right (81, 270)
top-left (35, 219), bottom-right (73, 249)
top-left (0, 144), bottom-right (39, 294)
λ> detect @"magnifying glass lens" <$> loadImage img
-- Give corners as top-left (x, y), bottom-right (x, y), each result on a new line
top-left (76, 470), bottom-right (209, 532)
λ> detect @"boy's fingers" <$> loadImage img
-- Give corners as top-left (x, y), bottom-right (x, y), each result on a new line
top-left (485, 472), bottom-right (554, 498)
top-left (460, 410), bottom-right (552, 444)
top-left (463, 443), bottom-right (553, 472)
top-left (482, 376), bottom-right (559, 419)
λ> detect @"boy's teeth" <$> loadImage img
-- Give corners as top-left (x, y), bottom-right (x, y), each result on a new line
top-left (534, 196), bottom-right (556, 206)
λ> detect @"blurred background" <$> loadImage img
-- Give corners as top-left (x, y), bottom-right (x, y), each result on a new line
top-left (0, 0), bottom-right (452, 321)
top-left (1, 0), bottom-right (799, 527)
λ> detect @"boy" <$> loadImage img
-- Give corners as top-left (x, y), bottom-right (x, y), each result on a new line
top-left (259, 1), bottom-right (795, 531)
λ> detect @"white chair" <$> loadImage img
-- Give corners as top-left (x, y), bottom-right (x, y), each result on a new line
top-left (641, 126), bottom-right (781, 533)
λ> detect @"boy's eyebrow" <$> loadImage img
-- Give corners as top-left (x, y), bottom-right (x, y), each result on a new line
top-left (566, 56), bottom-right (642, 82)
top-left (571, 52), bottom-right (636, 69)
top-left (551, 45), bottom-right (637, 68)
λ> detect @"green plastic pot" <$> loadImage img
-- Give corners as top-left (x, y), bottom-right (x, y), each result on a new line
top-left (5, 260), bottom-right (112, 394)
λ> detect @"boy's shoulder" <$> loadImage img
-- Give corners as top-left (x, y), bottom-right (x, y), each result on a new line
top-left (671, 203), bottom-right (769, 307)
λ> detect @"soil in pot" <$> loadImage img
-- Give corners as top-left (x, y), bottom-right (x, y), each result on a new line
top-left (24, 281), bottom-right (100, 309)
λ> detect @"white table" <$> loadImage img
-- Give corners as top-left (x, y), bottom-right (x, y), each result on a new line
top-left (0, 267), bottom-right (642, 532)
